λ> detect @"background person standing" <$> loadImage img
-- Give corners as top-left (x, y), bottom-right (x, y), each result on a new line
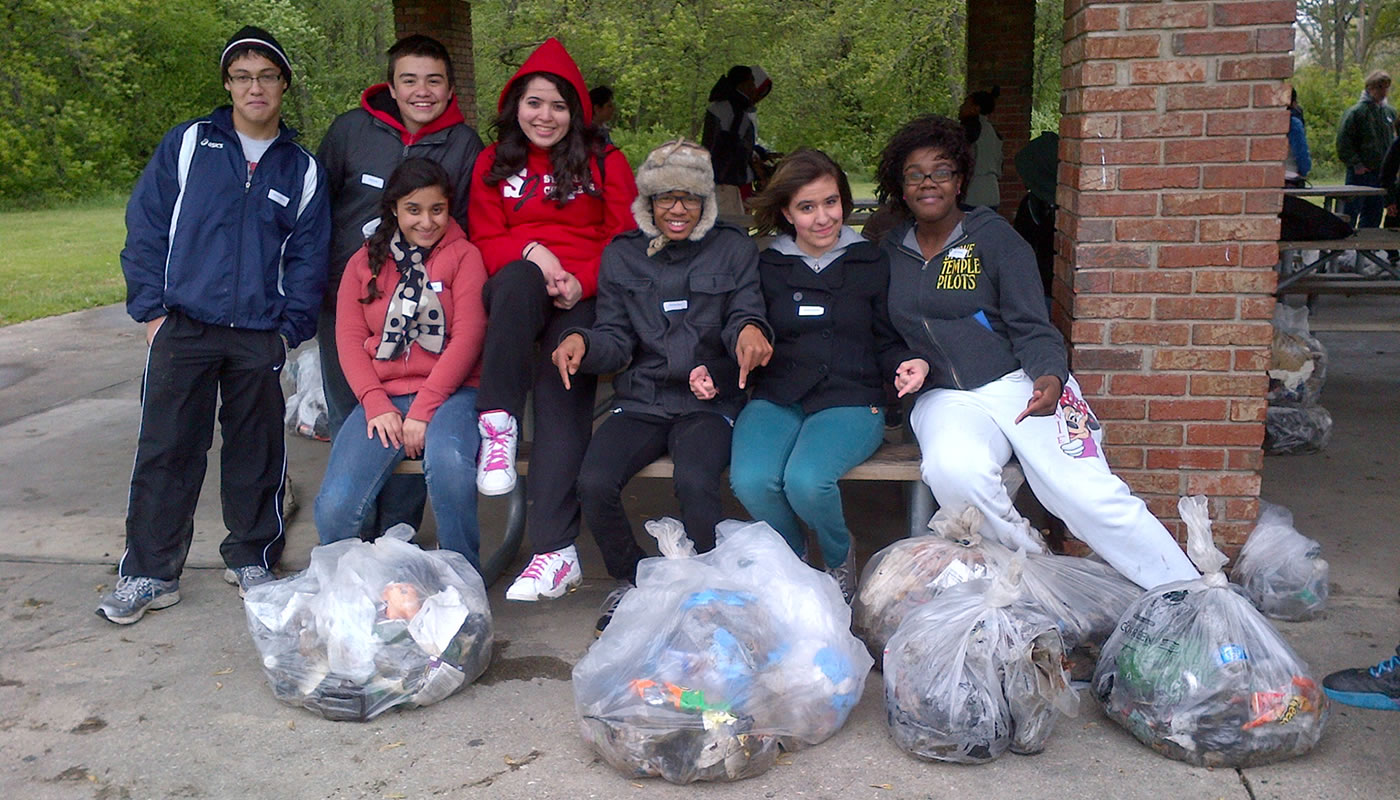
top-left (1336, 70), bottom-right (1395, 230)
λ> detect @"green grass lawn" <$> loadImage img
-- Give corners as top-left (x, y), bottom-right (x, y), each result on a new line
top-left (0, 197), bottom-right (129, 326)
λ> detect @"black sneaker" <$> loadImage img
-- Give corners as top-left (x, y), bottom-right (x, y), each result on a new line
top-left (95, 576), bottom-right (180, 625)
top-left (1323, 645), bottom-right (1400, 711)
top-left (594, 581), bottom-right (633, 638)
top-left (224, 565), bottom-right (275, 598)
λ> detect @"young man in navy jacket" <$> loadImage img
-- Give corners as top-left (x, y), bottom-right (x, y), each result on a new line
top-left (99, 26), bottom-right (330, 624)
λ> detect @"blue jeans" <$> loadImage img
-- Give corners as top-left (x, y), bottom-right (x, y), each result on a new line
top-left (729, 400), bottom-right (885, 568)
top-left (1345, 166), bottom-right (1384, 229)
top-left (314, 388), bottom-right (481, 569)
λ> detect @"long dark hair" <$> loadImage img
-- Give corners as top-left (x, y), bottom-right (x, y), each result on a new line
top-left (749, 148), bottom-right (853, 237)
top-left (875, 115), bottom-right (974, 214)
top-left (485, 71), bottom-right (604, 206)
top-left (361, 158), bottom-right (452, 304)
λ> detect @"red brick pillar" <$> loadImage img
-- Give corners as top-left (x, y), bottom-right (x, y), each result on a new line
top-left (967, 0), bottom-right (1036, 218)
top-left (1057, 0), bottom-right (1293, 552)
top-left (394, 0), bottom-right (477, 127)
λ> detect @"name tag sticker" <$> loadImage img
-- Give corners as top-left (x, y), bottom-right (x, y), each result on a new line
top-left (267, 189), bottom-right (290, 207)
top-left (662, 300), bottom-right (689, 312)
top-left (361, 173), bottom-right (385, 189)
top-left (949, 247), bottom-right (969, 259)
top-left (798, 305), bottom-right (826, 317)
top-left (428, 281), bottom-right (443, 292)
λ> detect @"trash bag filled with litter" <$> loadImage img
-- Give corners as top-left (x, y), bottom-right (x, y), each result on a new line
top-left (244, 524), bottom-right (492, 721)
top-left (1266, 304), bottom-right (1327, 408)
top-left (1093, 496), bottom-right (1329, 767)
top-left (573, 519), bottom-right (872, 784)
top-left (855, 507), bottom-right (1141, 679)
top-left (1264, 405), bottom-right (1332, 455)
top-left (283, 347), bottom-right (330, 441)
top-left (883, 550), bottom-right (1079, 764)
top-left (1232, 502), bottom-right (1328, 621)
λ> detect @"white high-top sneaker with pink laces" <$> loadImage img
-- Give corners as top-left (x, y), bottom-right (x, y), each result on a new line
top-left (505, 545), bottom-right (582, 601)
top-left (476, 410), bottom-right (519, 496)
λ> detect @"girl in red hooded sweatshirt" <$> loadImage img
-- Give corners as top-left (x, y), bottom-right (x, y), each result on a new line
top-left (469, 38), bottom-right (639, 602)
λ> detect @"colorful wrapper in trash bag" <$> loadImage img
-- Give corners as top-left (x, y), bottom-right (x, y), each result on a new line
top-left (883, 551), bottom-right (1079, 763)
top-left (283, 347), bottom-right (330, 441)
top-left (1264, 405), bottom-right (1332, 455)
top-left (855, 507), bottom-right (1140, 679)
top-left (1093, 496), bottom-right (1329, 767)
top-left (1267, 304), bottom-right (1327, 408)
top-left (573, 519), bottom-right (873, 784)
top-left (1232, 502), bottom-right (1328, 622)
top-left (243, 524), bottom-right (492, 721)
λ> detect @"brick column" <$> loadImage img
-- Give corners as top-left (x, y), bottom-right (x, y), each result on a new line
top-left (1057, 0), bottom-right (1293, 551)
top-left (394, 0), bottom-right (477, 126)
top-left (967, 0), bottom-right (1036, 218)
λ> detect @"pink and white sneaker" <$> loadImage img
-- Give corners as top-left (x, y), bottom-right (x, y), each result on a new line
top-left (477, 410), bottom-right (519, 496)
top-left (505, 545), bottom-right (582, 601)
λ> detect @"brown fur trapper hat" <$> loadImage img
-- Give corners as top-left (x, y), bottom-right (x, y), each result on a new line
top-left (632, 139), bottom-right (719, 244)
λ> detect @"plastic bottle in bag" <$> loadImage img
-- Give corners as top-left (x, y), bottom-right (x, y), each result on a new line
top-left (1232, 502), bottom-right (1328, 621)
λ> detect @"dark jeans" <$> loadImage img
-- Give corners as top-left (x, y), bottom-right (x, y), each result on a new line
top-left (577, 410), bottom-right (733, 583)
top-left (123, 312), bottom-right (287, 580)
top-left (1345, 167), bottom-right (1385, 229)
top-left (316, 306), bottom-right (427, 535)
top-left (478, 260), bottom-right (598, 554)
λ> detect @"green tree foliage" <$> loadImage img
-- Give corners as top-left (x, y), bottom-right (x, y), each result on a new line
top-left (0, 0), bottom-right (391, 208)
top-left (471, 0), bottom-right (969, 177)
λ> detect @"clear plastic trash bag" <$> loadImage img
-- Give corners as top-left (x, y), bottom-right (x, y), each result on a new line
top-left (243, 524), bottom-right (492, 721)
top-left (1264, 404), bottom-right (1332, 455)
top-left (1232, 502), bottom-right (1328, 621)
top-left (283, 347), bottom-right (329, 441)
top-left (855, 507), bottom-right (1141, 679)
top-left (883, 552), bottom-right (1079, 764)
top-left (1092, 496), bottom-right (1329, 767)
top-left (1267, 304), bottom-right (1327, 408)
top-left (573, 519), bottom-right (873, 784)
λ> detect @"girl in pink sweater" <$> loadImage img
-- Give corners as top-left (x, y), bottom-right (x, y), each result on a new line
top-left (315, 158), bottom-right (489, 568)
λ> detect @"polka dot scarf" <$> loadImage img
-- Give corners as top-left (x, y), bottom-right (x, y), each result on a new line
top-left (375, 231), bottom-right (446, 360)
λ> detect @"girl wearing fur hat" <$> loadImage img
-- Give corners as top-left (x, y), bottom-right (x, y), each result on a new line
top-left (729, 149), bottom-right (928, 603)
top-left (467, 37), bottom-right (639, 602)
top-left (551, 139), bottom-right (774, 635)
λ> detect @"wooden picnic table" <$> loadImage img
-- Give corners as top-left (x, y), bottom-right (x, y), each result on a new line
top-left (1283, 184), bottom-right (1387, 214)
top-left (1276, 227), bottom-right (1400, 294)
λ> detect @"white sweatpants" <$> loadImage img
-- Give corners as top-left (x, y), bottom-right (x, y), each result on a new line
top-left (909, 370), bottom-right (1199, 590)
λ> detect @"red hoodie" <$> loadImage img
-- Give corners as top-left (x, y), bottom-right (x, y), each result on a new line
top-left (336, 219), bottom-right (488, 424)
top-left (468, 37), bottom-right (638, 299)
top-left (358, 82), bottom-right (468, 146)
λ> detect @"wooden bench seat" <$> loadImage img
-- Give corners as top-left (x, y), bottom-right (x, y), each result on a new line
top-left (1275, 276), bottom-right (1400, 296)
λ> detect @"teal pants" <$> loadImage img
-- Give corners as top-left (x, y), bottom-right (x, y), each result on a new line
top-left (729, 400), bottom-right (885, 568)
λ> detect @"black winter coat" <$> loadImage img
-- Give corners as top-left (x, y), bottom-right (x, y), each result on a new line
top-left (750, 240), bottom-right (914, 413)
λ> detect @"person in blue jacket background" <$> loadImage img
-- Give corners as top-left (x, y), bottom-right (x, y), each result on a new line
top-left (99, 25), bottom-right (330, 625)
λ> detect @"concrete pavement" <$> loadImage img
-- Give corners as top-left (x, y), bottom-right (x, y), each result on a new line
top-left (0, 298), bottom-right (1395, 799)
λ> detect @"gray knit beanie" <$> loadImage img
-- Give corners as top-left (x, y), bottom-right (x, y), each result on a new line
top-left (632, 139), bottom-right (719, 251)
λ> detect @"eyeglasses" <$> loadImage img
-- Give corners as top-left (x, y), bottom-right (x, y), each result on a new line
top-left (228, 73), bottom-right (283, 88)
top-left (653, 193), bottom-right (703, 210)
top-left (903, 168), bottom-right (958, 186)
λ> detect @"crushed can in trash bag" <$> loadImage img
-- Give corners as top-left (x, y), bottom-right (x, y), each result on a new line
top-left (883, 551), bottom-right (1078, 764)
top-left (1231, 501), bottom-right (1328, 621)
top-left (243, 524), bottom-right (492, 721)
top-left (1264, 405), bottom-right (1332, 455)
top-left (1092, 496), bottom-right (1329, 767)
top-left (573, 519), bottom-right (872, 784)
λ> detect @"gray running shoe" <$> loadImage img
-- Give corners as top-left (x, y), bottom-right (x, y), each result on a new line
top-left (95, 576), bottom-right (180, 625)
top-left (826, 553), bottom-right (857, 605)
top-left (594, 581), bottom-right (634, 638)
top-left (224, 565), bottom-right (275, 597)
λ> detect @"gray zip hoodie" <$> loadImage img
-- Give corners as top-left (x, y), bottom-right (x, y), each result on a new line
top-left (882, 206), bottom-right (1067, 391)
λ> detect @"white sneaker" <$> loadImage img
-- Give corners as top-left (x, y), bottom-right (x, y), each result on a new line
top-left (477, 410), bottom-right (519, 496)
top-left (505, 545), bottom-right (582, 601)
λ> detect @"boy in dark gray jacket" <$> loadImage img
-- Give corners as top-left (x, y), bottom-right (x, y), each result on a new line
top-left (551, 140), bottom-right (773, 635)
top-left (315, 34), bottom-right (484, 535)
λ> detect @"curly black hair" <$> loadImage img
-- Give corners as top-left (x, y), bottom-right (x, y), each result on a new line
top-left (874, 115), bottom-right (974, 214)
top-left (748, 148), bottom-right (853, 237)
top-left (485, 71), bottom-right (606, 206)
